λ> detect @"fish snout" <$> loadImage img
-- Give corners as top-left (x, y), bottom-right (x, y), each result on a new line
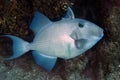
top-left (92, 28), bottom-right (104, 40)
top-left (98, 28), bottom-right (104, 38)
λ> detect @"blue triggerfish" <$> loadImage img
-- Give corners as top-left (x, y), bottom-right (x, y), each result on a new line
top-left (1, 7), bottom-right (104, 71)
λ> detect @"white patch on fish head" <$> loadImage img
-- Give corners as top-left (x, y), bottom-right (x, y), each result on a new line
top-left (68, 19), bottom-right (104, 59)
top-left (71, 19), bottom-right (104, 40)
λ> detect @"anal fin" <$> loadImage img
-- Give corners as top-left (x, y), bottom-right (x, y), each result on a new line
top-left (32, 51), bottom-right (57, 71)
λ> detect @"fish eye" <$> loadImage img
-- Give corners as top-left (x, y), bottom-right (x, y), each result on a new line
top-left (78, 23), bottom-right (84, 28)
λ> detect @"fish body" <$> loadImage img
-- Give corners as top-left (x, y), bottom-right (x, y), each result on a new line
top-left (31, 19), bottom-right (76, 59)
top-left (1, 7), bottom-right (104, 71)
top-left (31, 18), bottom-right (103, 59)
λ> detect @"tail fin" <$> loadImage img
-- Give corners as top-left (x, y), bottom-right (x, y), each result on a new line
top-left (1, 35), bottom-right (30, 60)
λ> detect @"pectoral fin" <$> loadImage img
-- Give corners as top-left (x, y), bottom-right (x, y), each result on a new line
top-left (75, 39), bottom-right (87, 49)
top-left (32, 51), bottom-right (57, 71)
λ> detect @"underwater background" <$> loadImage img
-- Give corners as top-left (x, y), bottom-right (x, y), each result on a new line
top-left (0, 0), bottom-right (120, 80)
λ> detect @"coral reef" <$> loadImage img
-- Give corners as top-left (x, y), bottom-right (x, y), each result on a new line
top-left (0, 0), bottom-right (120, 80)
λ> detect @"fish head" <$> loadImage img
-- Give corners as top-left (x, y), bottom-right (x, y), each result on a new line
top-left (70, 19), bottom-right (104, 57)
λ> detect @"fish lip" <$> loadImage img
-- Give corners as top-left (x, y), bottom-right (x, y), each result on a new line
top-left (99, 28), bottom-right (104, 38)
top-left (101, 32), bottom-right (104, 38)
top-left (95, 27), bottom-right (104, 38)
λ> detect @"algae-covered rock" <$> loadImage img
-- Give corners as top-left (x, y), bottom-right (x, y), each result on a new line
top-left (0, 0), bottom-right (120, 80)
top-left (104, 6), bottom-right (120, 80)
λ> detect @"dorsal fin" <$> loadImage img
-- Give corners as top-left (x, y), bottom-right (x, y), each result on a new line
top-left (64, 7), bottom-right (75, 19)
top-left (30, 12), bottom-right (52, 34)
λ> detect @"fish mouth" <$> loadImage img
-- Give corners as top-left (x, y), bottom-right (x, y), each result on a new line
top-left (98, 28), bottom-right (104, 38)
top-left (93, 28), bottom-right (104, 39)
